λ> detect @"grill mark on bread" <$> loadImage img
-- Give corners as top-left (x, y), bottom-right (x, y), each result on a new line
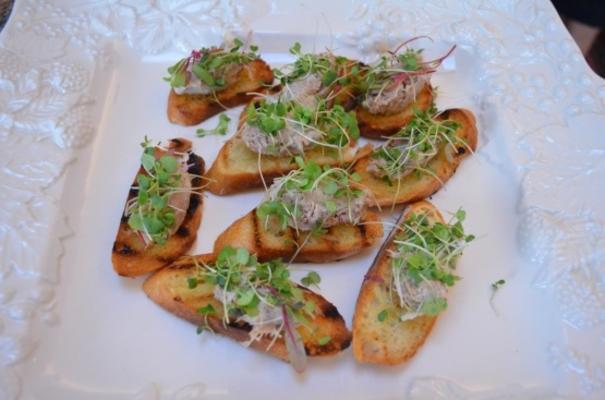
top-left (340, 336), bottom-right (352, 351)
top-left (185, 153), bottom-right (203, 218)
top-left (113, 242), bottom-right (137, 256)
top-left (228, 320), bottom-right (253, 332)
top-left (214, 210), bottom-right (383, 263)
top-left (188, 153), bottom-right (204, 177)
top-left (143, 257), bottom-right (352, 362)
top-left (186, 194), bottom-right (200, 216)
top-left (322, 303), bottom-right (341, 320)
top-left (359, 222), bottom-right (368, 246)
top-left (112, 149), bottom-right (205, 276)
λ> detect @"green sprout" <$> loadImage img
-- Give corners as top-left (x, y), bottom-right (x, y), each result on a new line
top-left (125, 139), bottom-right (185, 245)
top-left (196, 114), bottom-right (231, 137)
top-left (164, 38), bottom-right (259, 92)
top-left (245, 98), bottom-right (359, 151)
top-left (370, 106), bottom-right (464, 181)
top-left (256, 159), bottom-right (364, 233)
top-left (187, 247), bottom-right (320, 334)
top-left (389, 209), bottom-right (474, 318)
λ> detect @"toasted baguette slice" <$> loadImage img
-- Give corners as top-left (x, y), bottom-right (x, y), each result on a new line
top-left (214, 209), bottom-right (383, 263)
top-left (143, 253), bottom-right (352, 361)
top-left (167, 59), bottom-right (274, 126)
top-left (354, 108), bottom-right (478, 208)
top-left (206, 135), bottom-right (370, 195)
top-left (352, 200), bottom-right (444, 365)
top-left (356, 84), bottom-right (434, 139)
top-left (112, 139), bottom-right (204, 277)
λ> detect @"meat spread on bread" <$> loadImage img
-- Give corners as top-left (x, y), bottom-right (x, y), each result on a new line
top-left (352, 200), bottom-right (474, 365)
top-left (112, 138), bottom-right (204, 277)
top-left (143, 248), bottom-right (352, 372)
top-left (166, 38), bottom-right (274, 126)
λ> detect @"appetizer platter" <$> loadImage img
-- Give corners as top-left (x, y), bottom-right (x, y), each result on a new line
top-left (3, 1), bottom-right (605, 399)
top-left (108, 36), bottom-right (479, 372)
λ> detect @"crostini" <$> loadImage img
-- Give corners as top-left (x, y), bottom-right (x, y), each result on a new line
top-left (214, 159), bottom-right (383, 262)
top-left (112, 138), bottom-right (204, 277)
top-left (205, 96), bottom-right (371, 195)
top-left (144, 247), bottom-right (352, 372)
top-left (352, 200), bottom-right (474, 365)
top-left (272, 42), bottom-right (364, 110)
top-left (354, 107), bottom-right (477, 208)
top-left (166, 38), bottom-right (274, 126)
top-left (355, 42), bottom-right (455, 138)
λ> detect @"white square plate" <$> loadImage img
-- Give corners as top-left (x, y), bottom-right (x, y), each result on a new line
top-left (1, 1), bottom-right (605, 399)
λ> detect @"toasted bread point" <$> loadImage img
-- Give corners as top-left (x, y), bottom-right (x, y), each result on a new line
top-left (167, 59), bottom-right (274, 126)
top-left (213, 209), bottom-right (383, 263)
top-left (356, 84), bottom-right (434, 139)
top-left (143, 253), bottom-right (352, 361)
top-left (352, 201), bottom-right (444, 365)
top-left (205, 129), bottom-right (372, 195)
top-left (354, 108), bottom-right (478, 208)
top-left (111, 152), bottom-right (205, 277)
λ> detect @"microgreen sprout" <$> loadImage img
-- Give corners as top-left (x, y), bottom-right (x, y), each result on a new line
top-left (246, 98), bottom-right (359, 149)
top-left (270, 42), bottom-right (364, 108)
top-left (357, 39), bottom-right (455, 97)
top-left (492, 279), bottom-right (506, 291)
top-left (388, 208), bottom-right (474, 319)
top-left (256, 158), bottom-right (365, 233)
top-left (196, 114), bottom-right (231, 137)
top-left (187, 247), bottom-right (322, 371)
top-left (196, 303), bottom-right (217, 334)
top-left (369, 106), bottom-right (466, 181)
top-left (490, 279), bottom-right (506, 315)
top-left (189, 247), bottom-right (318, 326)
top-left (274, 42), bottom-right (357, 89)
top-left (125, 139), bottom-right (192, 245)
top-left (301, 271), bottom-right (321, 288)
top-left (318, 335), bottom-right (332, 346)
top-left (164, 38), bottom-right (259, 92)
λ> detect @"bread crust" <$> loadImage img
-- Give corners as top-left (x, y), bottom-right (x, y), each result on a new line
top-left (213, 209), bottom-right (384, 263)
top-left (143, 253), bottom-right (352, 361)
top-left (205, 104), bottom-right (372, 195)
top-left (167, 59), bottom-right (274, 126)
top-left (354, 108), bottom-right (478, 208)
top-left (356, 84), bottom-right (434, 139)
top-left (352, 201), bottom-right (444, 365)
top-left (111, 144), bottom-right (205, 277)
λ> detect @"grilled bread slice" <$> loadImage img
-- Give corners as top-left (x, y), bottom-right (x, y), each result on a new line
top-left (167, 59), bottom-right (274, 126)
top-left (354, 108), bottom-right (477, 208)
top-left (213, 209), bottom-right (383, 263)
top-left (205, 107), bottom-right (371, 195)
top-left (112, 139), bottom-right (204, 277)
top-left (143, 253), bottom-right (352, 361)
top-left (356, 84), bottom-right (434, 139)
top-left (352, 200), bottom-right (443, 365)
